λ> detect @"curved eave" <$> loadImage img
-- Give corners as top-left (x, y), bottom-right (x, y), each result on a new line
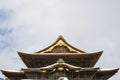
top-left (93, 68), bottom-right (119, 80)
top-left (18, 51), bottom-right (103, 56)
top-left (22, 67), bottom-right (99, 73)
top-left (1, 70), bottom-right (27, 79)
top-left (18, 51), bottom-right (103, 68)
top-left (40, 62), bottom-right (81, 70)
top-left (40, 66), bottom-right (99, 72)
top-left (36, 36), bottom-right (85, 53)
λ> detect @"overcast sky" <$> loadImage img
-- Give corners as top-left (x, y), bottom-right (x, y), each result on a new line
top-left (0, 0), bottom-right (120, 80)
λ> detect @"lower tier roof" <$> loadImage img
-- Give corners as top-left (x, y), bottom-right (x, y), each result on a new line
top-left (93, 68), bottom-right (119, 80)
top-left (1, 70), bottom-right (27, 79)
top-left (1, 68), bottom-right (119, 80)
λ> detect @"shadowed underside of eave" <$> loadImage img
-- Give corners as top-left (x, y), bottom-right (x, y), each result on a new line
top-left (18, 51), bottom-right (103, 68)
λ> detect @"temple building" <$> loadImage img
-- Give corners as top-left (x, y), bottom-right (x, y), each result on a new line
top-left (1, 36), bottom-right (119, 80)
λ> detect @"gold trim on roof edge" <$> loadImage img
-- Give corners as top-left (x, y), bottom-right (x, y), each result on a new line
top-left (39, 39), bottom-right (81, 53)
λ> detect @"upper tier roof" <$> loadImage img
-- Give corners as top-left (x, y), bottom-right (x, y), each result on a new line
top-left (18, 51), bottom-right (103, 68)
top-left (36, 35), bottom-right (85, 53)
top-left (17, 35), bottom-right (103, 68)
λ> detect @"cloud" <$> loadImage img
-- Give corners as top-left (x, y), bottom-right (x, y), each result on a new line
top-left (0, 0), bottom-right (120, 80)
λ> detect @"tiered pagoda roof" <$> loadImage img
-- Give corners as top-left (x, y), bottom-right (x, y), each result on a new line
top-left (1, 35), bottom-right (119, 80)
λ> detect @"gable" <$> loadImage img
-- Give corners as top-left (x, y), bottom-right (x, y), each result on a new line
top-left (36, 36), bottom-right (85, 53)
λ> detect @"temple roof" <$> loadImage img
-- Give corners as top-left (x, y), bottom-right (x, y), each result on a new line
top-left (1, 70), bottom-right (27, 79)
top-left (93, 68), bottom-right (119, 80)
top-left (36, 35), bottom-right (85, 53)
top-left (1, 36), bottom-right (119, 80)
top-left (18, 51), bottom-right (103, 68)
top-left (17, 35), bottom-right (103, 68)
top-left (1, 68), bottom-right (119, 80)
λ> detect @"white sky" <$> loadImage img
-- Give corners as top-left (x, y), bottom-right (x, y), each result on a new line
top-left (0, 0), bottom-right (120, 80)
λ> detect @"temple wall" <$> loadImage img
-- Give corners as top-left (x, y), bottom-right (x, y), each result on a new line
top-left (23, 70), bottom-right (97, 80)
